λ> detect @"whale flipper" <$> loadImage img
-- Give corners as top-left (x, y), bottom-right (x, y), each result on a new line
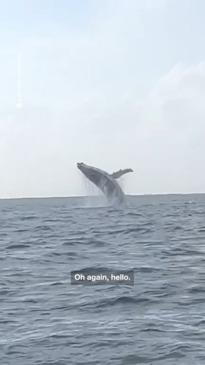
top-left (111, 168), bottom-right (133, 179)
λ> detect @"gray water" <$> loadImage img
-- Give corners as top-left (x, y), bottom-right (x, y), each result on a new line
top-left (1, 195), bottom-right (205, 365)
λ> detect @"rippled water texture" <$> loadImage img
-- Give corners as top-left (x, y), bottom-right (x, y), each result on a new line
top-left (1, 195), bottom-right (205, 364)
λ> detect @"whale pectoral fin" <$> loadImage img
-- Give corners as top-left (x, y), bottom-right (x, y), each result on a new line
top-left (111, 168), bottom-right (133, 179)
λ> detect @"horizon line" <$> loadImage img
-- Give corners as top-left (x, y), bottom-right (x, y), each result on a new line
top-left (0, 192), bottom-right (205, 200)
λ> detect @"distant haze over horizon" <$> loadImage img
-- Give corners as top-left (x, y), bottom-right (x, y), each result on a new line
top-left (1, 0), bottom-right (205, 198)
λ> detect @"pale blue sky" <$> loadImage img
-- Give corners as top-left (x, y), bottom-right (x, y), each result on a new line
top-left (1, 0), bottom-right (205, 197)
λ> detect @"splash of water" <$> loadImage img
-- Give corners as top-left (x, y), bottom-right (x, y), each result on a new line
top-left (79, 175), bottom-right (109, 208)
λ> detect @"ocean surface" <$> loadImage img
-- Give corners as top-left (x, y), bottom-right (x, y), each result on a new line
top-left (1, 194), bottom-right (205, 365)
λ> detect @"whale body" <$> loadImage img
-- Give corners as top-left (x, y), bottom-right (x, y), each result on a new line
top-left (77, 162), bottom-right (133, 205)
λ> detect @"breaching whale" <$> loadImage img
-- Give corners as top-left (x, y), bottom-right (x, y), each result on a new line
top-left (77, 162), bottom-right (133, 205)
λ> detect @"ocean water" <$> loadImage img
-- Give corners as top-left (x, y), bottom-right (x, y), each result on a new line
top-left (1, 194), bottom-right (205, 365)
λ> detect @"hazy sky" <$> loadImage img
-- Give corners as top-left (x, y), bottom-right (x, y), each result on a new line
top-left (1, 0), bottom-right (205, 198)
